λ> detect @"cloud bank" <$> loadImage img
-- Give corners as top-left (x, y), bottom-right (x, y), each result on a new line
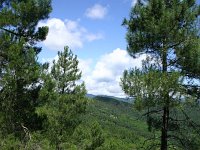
top-left (79, 48), bottom-right (146, 97)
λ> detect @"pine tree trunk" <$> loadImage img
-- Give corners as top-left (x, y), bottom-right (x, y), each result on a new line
top-left (161, 47), bottom-right (169, 150)
top-left (161, 106), bottom-right (169, 150)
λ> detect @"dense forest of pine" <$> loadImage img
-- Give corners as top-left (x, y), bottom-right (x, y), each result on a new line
top-left (0, 0), bottom-right (200, 149)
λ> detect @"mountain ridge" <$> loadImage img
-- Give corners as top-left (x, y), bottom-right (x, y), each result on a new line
top-left (86, 94), bottom-right (134, 103)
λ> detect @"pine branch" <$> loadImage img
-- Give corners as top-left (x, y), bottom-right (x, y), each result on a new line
top-left (142, 109), bottom-right (163, 117)
top-left (167, 135), bottom-right (187, 149)
top-left (168, 117), bottom-right (186, 122)
top-left (181, 109), bottom-right (200, 136)
top-left (0, 27), bottom-right (21, 37)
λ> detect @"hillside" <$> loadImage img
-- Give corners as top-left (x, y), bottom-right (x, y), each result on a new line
top-left (82, 96), bottom-right (200, 150)
top-left (83, 96), bottom-right (153, 149)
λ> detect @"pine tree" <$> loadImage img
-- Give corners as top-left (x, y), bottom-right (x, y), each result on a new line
top-left (121, 0), bottom-right (200, 149)
top-left (0, 0), bottom-right (52, 139)
top-left (86, 121), bottom-right (105, 150)
top-left (38, 46), bottom-right (88, 149)
top-left (73, 121), bottom-right (105, 150)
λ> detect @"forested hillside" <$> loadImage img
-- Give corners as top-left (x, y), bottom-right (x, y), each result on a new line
top-left (0, 0), bottom-right (200, 150)
top-left (83, 96), bottom-right (200, 150)
top-left (84, 96), bottom-right (153, 149)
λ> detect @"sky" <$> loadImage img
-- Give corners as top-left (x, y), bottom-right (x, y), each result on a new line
top-left (37, 0), bottom-right (141, 97)
top-left (37, 0), bottom-right (200, 97)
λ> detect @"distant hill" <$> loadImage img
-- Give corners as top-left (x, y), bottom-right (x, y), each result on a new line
top-left (86, 94), bottom-right (134, 103)
top-left (86, 94), bottom-right (96, 98)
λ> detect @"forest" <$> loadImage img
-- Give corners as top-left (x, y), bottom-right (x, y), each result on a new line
top-left (0, 0), bottom-right (200, 149)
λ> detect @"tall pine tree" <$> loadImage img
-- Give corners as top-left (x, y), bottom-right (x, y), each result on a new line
top-left (38, 46), bottom-right (88, 149)
top-left (0, 0), bottom-right (52, 139)
top-left (121, 0), bottom-right (200, 149)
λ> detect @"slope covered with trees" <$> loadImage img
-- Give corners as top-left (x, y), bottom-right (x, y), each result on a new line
top-left (85, 96), bottom-right (200, 150)
top-left (0, 0), bottom-right (199, 149)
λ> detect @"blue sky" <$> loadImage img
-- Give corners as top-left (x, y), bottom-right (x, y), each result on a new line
top-left (38, 0), bottom-right (140, 97)
top-left (38, 0), bottom-right (200, 97)
top-left (39, 0), bottom-right (133, 60)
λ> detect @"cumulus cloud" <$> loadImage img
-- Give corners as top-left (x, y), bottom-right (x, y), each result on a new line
top-left (78, 58), bottom-right (93, 76)
top-left (79, 48), bottom-right (146, 97)
top-left (38, 18), bottom-right (103, 51)
top-left (85, 4), bottom-right (108, 19)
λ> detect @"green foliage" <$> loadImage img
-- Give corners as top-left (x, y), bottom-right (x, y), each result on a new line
top-left (0, 36), bottom-right (43, 137)
top-left (73, 121), bottom-right (105, 150)
top-left (0, 0), bottom-right (51, 146)
top-left (0, 0), bottom-right (52, 47)
top-left (86, 121), bottom-right (105, 150)
top-left (121, 63), bottom-right (185, 110)
top-left (123, 0), bottom-right (200, 58)
top-left (121, 0), bottom-right (200, 149)
top-left (38, 46), bottom-right (88, 148)
top-left (0, 134), bottom-right (22, 149)
top-left (83, 96), bottom-right (154, 150)
top-left (0, 0), bottom-right (199, 149)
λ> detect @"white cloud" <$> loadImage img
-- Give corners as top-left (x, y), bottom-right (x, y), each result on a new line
top-left (85, 4), bottom-right (108, 20)
top-left (38, 18), bottom-right (103, 51)
top-left (78, 58), bottom-right (93, 76)
top-left (131, 0), bottom-right (137, 7)
top-left (41, 48), bottom-right (146, 97)
top-left (79, 48), bottom-right (146, 97)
